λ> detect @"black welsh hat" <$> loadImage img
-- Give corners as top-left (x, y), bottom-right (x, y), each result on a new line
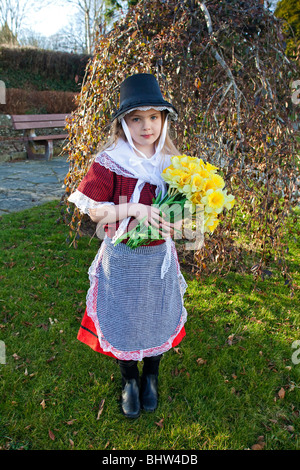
top-left (112, 73), bottom-right (178, 122)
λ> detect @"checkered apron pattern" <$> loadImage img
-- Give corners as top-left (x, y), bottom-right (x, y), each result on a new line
top-left (91, 237), bottom-right (186, 359)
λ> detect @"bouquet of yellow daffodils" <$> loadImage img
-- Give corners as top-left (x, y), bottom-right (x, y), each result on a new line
top-left (114, 154), bottom-right (235, 249)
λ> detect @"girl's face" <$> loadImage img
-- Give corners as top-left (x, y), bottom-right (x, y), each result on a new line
top-left (125, 109), bottom-right (162, 157)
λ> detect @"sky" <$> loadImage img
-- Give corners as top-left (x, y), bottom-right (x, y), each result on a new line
top-left (26, 2), bottom-right (78, 37)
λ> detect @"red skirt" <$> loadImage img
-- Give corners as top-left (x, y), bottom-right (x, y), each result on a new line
top-left (77, 308), bottom-right (186, 359)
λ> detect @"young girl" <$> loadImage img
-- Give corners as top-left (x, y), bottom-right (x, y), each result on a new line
top-left (68, 73), bottom-right (188, 418)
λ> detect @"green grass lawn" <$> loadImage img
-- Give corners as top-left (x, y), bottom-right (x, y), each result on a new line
top-left (0, 201), bottom-right (299, 450)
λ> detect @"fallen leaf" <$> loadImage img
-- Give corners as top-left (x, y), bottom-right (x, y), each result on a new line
top-left (66, 419), bottom-right (77, 425)
top-left (46, 356), bottom-right (56, 363)
top-left (40, 399), bottom-right (46, 409)
top-left (97, 399), bottom-right (105, 419)
top-left (196, 358), bottom-right (207, 365)
top-left (37, 323), bottom-right (48, 331)
top-left (49, 429), bottom-right (55, 441)
top-left (251, 443), bottom-right (264, 450)
top-left (251, 435), bottom-right (265, 450)
top-left (278, 387), bottom-right (285, 399)
top-left (5, 261), bottom-right (16, 268)
top-left (155, 418), bottom-right (164, 428)
top-left (286, 425), bottom-right (294, 433)
top-left (69, 439), bottom-right (74, 447)
top-left (227, 334), bottom-right (235, 345)
top-left (173, 347), bottom-right (182, 356)
top-left (268, 361), bottom-right (278, 372)
top-left (227, 334), bottom-right (243, 345)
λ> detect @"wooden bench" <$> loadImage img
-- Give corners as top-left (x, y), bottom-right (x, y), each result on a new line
top-left (11, 113), bottom-right (70, 160)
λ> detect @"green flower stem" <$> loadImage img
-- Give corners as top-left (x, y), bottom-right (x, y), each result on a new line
top-left (113, 187), bottom-right (191, 249)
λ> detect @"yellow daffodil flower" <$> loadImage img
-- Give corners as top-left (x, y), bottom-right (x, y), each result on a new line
top-left (206, 217), bottom-right (220, 233)
top-left (223, 192), bottom-right (235, 210)
top-left (201, 188), bottom-right (225, 213)
top-left (204, 162), bottom-right (219, 173)
top-left (202, 174), bottom-right (225, 192)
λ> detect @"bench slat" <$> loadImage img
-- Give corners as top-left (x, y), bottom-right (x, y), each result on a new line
top-left (24, 134), bottom-right (68, 141)
top-left (11, 114), bottom-right (70, 123)
top-left (13, 120), bottom-right (67, 130)
top-left (11, 114), bottom-right (70, 130)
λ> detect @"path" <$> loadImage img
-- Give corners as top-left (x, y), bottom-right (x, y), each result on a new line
top-left (0, 158), bottom-right (69, 216)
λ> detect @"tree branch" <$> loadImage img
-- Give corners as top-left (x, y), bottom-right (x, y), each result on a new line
top-left (198, 1), bottom-right (243, 141)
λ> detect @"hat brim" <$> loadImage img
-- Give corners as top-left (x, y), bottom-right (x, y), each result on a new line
top-left (111, 101), bottom-right (178, 121)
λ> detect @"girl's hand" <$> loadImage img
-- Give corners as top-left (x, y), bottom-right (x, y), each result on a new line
top-left (128, 203), bottom-right (182, 239)
top-left (160, 218), bottom-right (183, 239)
top-left (128, 203), bottom-right (166, 231)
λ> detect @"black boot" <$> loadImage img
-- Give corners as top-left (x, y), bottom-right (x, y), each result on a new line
top-left (140, 374), bottom-right (158, 412)
top-left (118, 360), bottom-right (140, 419)
top-left (140, 355), bottom-right (161, 412)
top-left (121, 379), bottom-right (140, 418)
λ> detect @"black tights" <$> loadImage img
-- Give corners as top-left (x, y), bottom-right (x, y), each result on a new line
top-left (117, 355), bottom-right (162, 383)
